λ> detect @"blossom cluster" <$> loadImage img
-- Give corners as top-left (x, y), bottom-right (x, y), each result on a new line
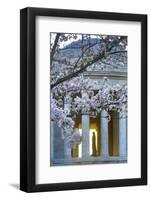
top-left (51, 98), bottom-right (81, 148)
top-left (51, 75), bottom-right (92, 98)
top-left (72, 79), bottom-right (127, 116)
top-left (51, 78), bottom-right (127, 148)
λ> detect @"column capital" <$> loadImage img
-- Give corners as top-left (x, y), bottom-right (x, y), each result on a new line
top-left (119, 111), bottom-right (127, 118)
top-left (81, 111), bottom-right (90, 115)
top-left (101, 110), bottom-right (108, 117)
top-left (100, 111), bottom-right (109, 157)
top-left (64, 95), bottom-right (72, 104)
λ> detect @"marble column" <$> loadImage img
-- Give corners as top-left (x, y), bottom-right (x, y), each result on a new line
top-left (64, 140), bottom-right (72, 159)
top-left (52, 122), bottom-right (65, 159)
top-left (64, 95), bottom-right (72, 159)
top-left (64, 95), bottom-right (71, 116)
top-left (119, 112), bottom-right (127, 157)
top-left (101, 110), bottom-right (109, 158)
top-left (50, 121), bottom-right (54, 163)
top-left (82, 114), bottom-right (90, 158)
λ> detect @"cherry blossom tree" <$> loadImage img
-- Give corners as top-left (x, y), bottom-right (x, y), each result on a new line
top-left (50, 33), bottom-right (127, 148)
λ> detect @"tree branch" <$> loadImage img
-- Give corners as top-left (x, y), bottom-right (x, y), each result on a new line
top-left (73, 41), bottom-right (102, 68)
top-left (107, 50), bottom-right (127, 56)
top-left (50, 33), bottom-right (61, 65)
top-left (51, 50), bottom-right (106, 89)
top-left (51, 50), bottom-right (127, 89)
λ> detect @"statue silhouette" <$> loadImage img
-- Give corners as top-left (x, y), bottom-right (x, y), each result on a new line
top-left (92, 132), bottom-right (97, 156)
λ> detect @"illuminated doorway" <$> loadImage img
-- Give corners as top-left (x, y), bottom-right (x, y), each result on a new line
top-left (71, 114), bottom-right (101, 158)
top-left (108, 111), bottom-right (119, 156)
top-left (89, 116), bottom-right (100, 156)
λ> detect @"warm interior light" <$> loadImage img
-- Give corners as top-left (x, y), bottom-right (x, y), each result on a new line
top-left (89, 129), bottom-right (97, 156)
top-left (78, 129), bottom-right (82, 158)
top-left (78, 128), bottom-right (97, 157)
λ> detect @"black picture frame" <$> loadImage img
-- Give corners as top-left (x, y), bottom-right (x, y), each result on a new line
top-left (20, 7), bottom-right (147, 192)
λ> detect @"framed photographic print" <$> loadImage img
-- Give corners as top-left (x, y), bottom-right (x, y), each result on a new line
top-left (20, 7), bottom-right (147, 192)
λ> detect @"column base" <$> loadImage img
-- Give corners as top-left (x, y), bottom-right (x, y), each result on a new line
top-left (51, 156), bottom-right (127, 166)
